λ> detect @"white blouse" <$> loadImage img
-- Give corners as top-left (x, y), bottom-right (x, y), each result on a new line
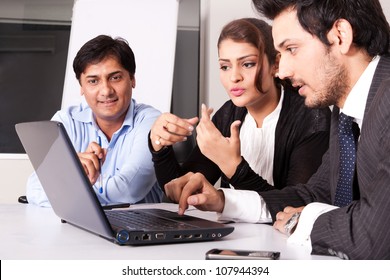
top-left (239, 90), bottom-right (284, 186)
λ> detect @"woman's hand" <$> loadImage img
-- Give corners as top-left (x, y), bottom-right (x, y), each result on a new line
top-left (196, 104), bottom-right (242, 178)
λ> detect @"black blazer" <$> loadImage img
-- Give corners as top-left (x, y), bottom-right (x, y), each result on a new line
top-left (261, 55), bottom-right (390, 259)
top-left (150, 87), bottom-right (330, 191)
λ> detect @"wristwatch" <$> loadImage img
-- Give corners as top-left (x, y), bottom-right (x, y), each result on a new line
top-left (284, 212), bottom-right (301, 236)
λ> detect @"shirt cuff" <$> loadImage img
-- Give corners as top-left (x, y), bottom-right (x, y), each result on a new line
top-left (287, 202), bottom-right (338, 251)
top-left (26, 174), bottom-right (52, 208)
top-left (218, 188), bottom-right (272, 223)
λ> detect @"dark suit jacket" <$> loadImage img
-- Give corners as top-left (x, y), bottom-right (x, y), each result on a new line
top-left (151, 88), bottom-right (330, 191)
top-left (260, 55), bottom-right (390, 259)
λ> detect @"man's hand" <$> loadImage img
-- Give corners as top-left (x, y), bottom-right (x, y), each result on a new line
top-left (164, 172), bottom-right (194, 203)
top-left (273, 206), bottom-right (304, 236)
top-left (78, 141), bottom-right (105, 184)
top-left (150, 112), bottom-right (198, 152)
top-left (196, 104), bottom-right (242, 178)
top-left (164, 172), bottom-right (225, 215)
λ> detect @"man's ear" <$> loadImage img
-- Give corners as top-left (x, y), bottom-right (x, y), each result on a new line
top-left (131, 77), bottom-right (136, 88)
top-left (328, 19), bottom-right (353, 55)
top-left (78, 80), bottom-right (84, 95)
top-left (273, 53), bottom-right (281, 77)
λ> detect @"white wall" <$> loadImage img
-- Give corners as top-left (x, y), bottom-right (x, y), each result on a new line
top-left (0, 156), bottom-right (33, 204)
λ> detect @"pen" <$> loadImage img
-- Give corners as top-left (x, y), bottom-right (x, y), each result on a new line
top-left (97, 136), bottom-right (103, 194)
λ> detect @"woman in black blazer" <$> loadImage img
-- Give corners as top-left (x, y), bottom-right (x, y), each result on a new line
top-left (148, 18), bottom-right (330, 193)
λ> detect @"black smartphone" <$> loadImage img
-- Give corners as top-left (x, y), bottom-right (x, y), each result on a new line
top-left (101, 203), bottom-right (131, 210)
top-left (205, 248), bottom-right (280, 260)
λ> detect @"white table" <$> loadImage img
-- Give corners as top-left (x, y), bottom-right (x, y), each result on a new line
top-left (0, 203), bottom-right (336, 260)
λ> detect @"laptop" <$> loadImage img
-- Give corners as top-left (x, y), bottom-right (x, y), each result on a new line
top-left (15, 121), bottom-right (234, 245)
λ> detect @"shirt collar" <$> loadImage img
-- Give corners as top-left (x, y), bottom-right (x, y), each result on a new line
top-left (341, 56), bottom-right (380, 128)
top-left (247, 87), bottom-right (284, 126)
top-left (265, 86), bottom-right (284, 123)
top-left (73, 99), bottom-right (135, 132)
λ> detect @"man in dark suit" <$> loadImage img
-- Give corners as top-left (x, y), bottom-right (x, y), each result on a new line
top-left (164, 0), bottom-right (390, 259)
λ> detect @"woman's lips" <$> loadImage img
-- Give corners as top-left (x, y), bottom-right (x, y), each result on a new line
top-left (230, 88), bottom-right (245, 97)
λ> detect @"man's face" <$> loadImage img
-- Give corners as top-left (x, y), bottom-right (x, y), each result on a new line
top-left (79, 56), bottom-right (134, 128)
top-left (272, 9), bottom-right (349, 108)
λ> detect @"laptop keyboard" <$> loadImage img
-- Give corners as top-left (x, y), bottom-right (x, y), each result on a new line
top-left (105, 209), bottom-right (198, 230)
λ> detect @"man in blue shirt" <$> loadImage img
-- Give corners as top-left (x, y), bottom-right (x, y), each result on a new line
top-left (26, 35), bottom-right (163, 207)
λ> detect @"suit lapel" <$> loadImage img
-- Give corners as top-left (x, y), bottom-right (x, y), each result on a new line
top-left (355, 55), bottom-right (390, 195)
top-left (329, 107), bottom-right (340, 200)
top-left (363, 55), bottom-right (390, 117)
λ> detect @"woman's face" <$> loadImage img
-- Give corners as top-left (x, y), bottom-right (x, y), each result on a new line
top-left (218, 39), bottom-right (276, 109)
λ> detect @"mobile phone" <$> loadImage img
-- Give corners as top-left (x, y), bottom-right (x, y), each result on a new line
top-left (205, 248), bottom-right (280, 260)
top-left (102, 203), bottom-right (131, 210)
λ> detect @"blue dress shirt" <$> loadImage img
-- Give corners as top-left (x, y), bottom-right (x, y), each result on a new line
top-left (26, 99), bottom-right (163, 207)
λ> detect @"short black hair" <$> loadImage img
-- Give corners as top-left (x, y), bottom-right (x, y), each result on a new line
top-left (73, 35), bottom-right (136, 81)
top-left (252, 0), bottom-right (390, 56)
